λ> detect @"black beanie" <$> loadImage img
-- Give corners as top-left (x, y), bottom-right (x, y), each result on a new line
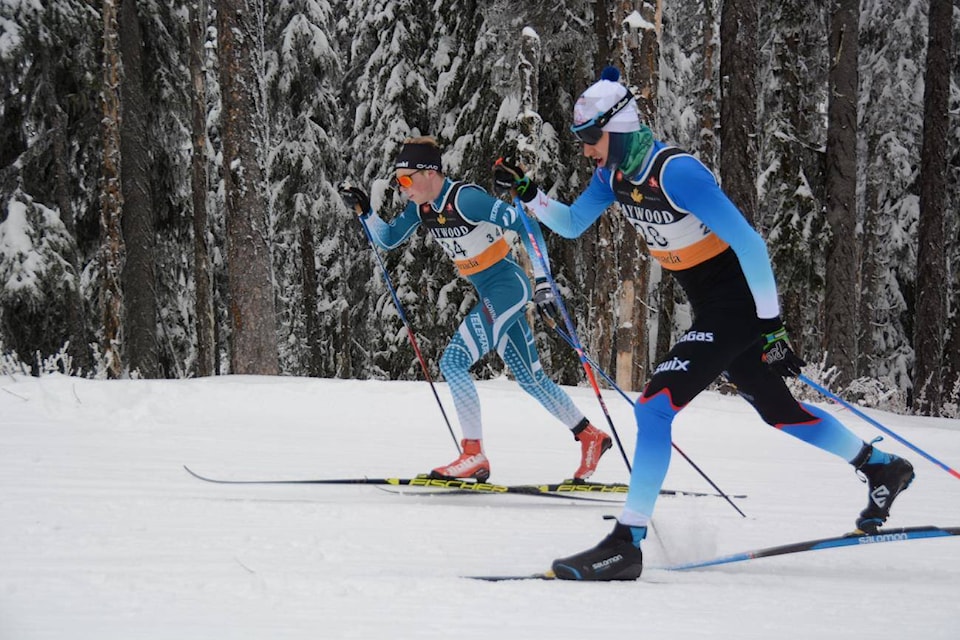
top-left (395, 142), bottom-right (442, 172)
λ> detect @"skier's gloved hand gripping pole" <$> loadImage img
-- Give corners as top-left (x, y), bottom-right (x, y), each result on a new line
top-left (759, 318), bottom-right (959, 480)
top-left (339, 181), bottom-right (461, 454)
top-left (754, 316), bottom-right (958, 480)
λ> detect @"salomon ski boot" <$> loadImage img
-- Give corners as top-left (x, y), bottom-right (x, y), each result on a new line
top-left (552, 518), bottom-right (645, 581)
top-left (853, 441), bottom-right (915, 534)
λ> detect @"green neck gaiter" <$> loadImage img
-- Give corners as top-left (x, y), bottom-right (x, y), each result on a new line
top-left (608, 125), bottom-right (655, 176)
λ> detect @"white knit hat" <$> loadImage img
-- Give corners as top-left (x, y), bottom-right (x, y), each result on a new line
top-left (572, 67), bottom-right (640, 133)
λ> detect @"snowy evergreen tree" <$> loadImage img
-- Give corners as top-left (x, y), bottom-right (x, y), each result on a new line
top-left (189, 0), bottom-right (216, 377)
top-left (338, 0), bottom-right (450, 381)
top-left (217, 0), bottom-right (279, 375)
top-left (823, 0), bottom-right (860, 387)
top-left (265, 0), bottom-right (345, 377)
top-left (719, 0), bottom-right (759, 225)
top-left (0, 1), bottom-right (102, 373)
top-left (858, 0), bottom-right (928, 395)
top-left (427, 0), bottom-right (513, 381)
top-left (0, 0), bottom-right (957, 416)
top-left (119, 0), bottom-right (160, 378)
top-left (944, 3), bottom-right (960, 416)
top-left (139, 0), bottom-right (206, 378)
top-left (757, 1), bottom-right (829, 364)
top-left (913, 0), bottom-right (952, 415)
top-left (101, 0), bottom-right (125, 379)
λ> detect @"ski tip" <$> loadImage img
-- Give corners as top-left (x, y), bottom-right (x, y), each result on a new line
top-left (183, 465), bottom-right (216, 482)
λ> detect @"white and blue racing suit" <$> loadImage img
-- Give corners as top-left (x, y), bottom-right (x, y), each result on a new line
top-left (363, 178), bottom-right (588, 442)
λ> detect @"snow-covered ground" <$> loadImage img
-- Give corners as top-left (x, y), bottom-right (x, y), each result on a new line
top-left (2, 373), bottom-right (958, 639)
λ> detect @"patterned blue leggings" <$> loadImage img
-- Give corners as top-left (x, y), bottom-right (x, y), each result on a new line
top-left (438, 265), bottom-right (585, 441)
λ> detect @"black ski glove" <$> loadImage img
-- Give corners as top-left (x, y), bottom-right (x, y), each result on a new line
top-left (533, 278), bottom-right (560, 320)
top-left (493, 157), bottom-right (538, 203)
top-left (760, 317), bottom-right (806, 377)
top-left (338, 181), bottom-right (371, 216)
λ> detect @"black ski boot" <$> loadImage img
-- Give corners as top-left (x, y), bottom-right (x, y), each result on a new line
top-left (852, 440), bottom-right (915, 534)
top-left (552, 518), bottom-right (645, 581)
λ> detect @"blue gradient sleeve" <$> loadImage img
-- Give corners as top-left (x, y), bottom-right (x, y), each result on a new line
top-left (662, 157), bottom-right (781, 319)
top-left (532, 170), bottom-right (615, 239)
top-left (362, 202), bottom-right (421, 250)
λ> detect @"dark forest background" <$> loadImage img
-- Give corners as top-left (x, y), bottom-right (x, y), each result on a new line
top-left (0, 1), bottom-right (957, 417)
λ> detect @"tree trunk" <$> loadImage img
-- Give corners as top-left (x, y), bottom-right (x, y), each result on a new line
top-left (517, 26), bottom-right (541, 281)
top-left (858, 179), bottom-right (879, 375)
top-left (584, 0), bottom-right (619, 387)
top-left (912, 0), bottom-right (952, 414)
top-left (100, 0), bottom-right (124, 379)
top-left (719, 0), bottom-right (758, 224)
top-left (189, 0), bottom-right (215, 377)
top-left (823, 0), bottom-right (859, 387)
top-left (217, 0), bottom-right (279, 375)
top-left (119, 0), bottom-right (159, 378)
top-left (945, 287), bottom-right (960, 409)
top-left (50, 94), bottom-right (93, 373)
top-left (614, 0), bottom-right (659, 391)
top-left (699, 0), bottom-right (718, 168)
top-left (300, 222), bottom-right (322, 377)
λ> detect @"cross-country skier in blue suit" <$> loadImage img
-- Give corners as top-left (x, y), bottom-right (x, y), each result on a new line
top-left (493, 68), bottom-right (916, 581)
top-left (339, 136), bottom-right (613, 482)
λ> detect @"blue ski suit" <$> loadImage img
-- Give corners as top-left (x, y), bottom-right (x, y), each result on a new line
top-left (529, 142), bottom-right (868, 526)
top-left (362, 178), bottom-right (587, 442)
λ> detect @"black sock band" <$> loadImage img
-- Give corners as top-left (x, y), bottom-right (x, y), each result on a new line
top-left (572, 417), bottom-right (590, 438)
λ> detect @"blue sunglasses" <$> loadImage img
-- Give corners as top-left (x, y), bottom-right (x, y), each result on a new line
top-left (570, 90), bottom-right (634, 145)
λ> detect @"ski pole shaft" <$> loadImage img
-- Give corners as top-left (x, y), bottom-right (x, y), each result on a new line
top-left (512, 197), bottom-right (631, 472)
top-left (545, 315), bottom-right (746, 517)
top-left (798, 374), bottom-right (960, 480)
top-left (356, 213), bottom-right (461, 454)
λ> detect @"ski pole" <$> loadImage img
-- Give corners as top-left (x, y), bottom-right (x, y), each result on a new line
top-left (544, 314), bottom-right (746, 517)
top-left (798, 374), bottom-right (960, 480)
top-left (356, 212), bottom-right (461, 454)
top-left (512, 197), bottom-right (631, 472)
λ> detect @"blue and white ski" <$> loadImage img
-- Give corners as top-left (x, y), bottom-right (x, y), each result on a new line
top-left (466, 525), bottom-right (960, 581)
top-left (662, 525), bottom-right (960, 571)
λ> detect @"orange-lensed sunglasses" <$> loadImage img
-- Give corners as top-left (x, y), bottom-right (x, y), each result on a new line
top-left (394, 169), bottom-right (426, 188)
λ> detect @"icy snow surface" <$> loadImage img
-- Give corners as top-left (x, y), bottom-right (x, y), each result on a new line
top-left (2, 374), bottom-right (958, 639)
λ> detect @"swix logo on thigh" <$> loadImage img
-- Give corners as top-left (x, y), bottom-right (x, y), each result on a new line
top-left (654, 357), bottom-right (691, 375)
